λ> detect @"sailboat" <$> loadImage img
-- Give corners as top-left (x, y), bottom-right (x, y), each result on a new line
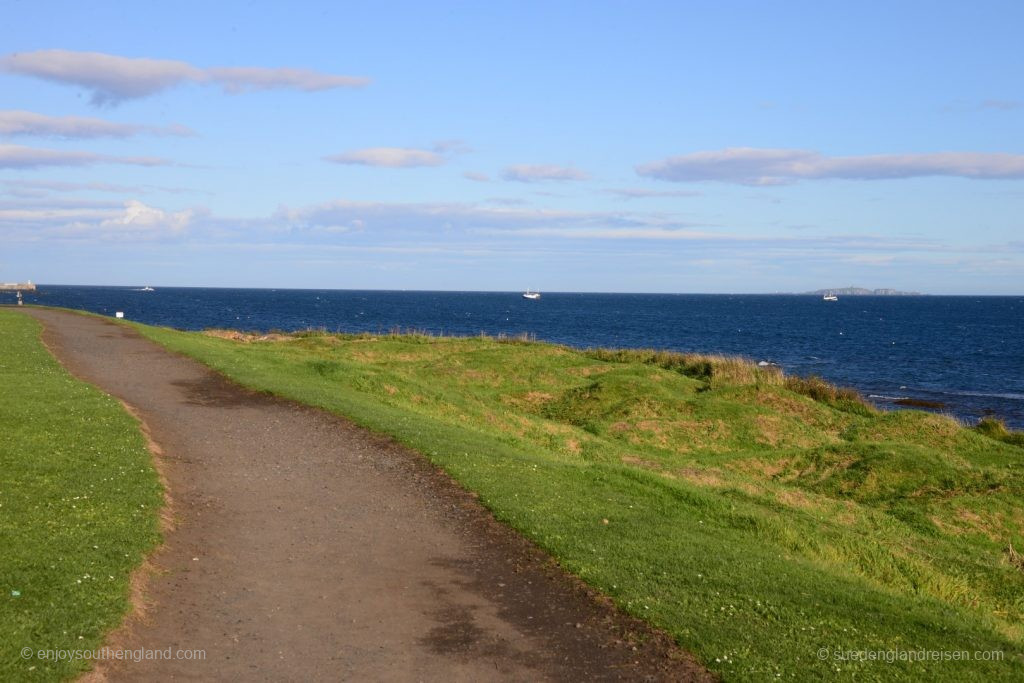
top-left (522, 289), bottom-right (541, 300)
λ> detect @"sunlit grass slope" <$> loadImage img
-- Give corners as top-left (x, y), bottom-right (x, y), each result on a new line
top-left (135, 324), bottom-right (1024, 681)
top-left (0, 310), bottom-right (162, 681)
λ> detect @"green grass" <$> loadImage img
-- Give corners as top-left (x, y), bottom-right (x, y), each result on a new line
top-left (0, 311), bottom-right (163, 681)
top-left (133, 324), bottom-right (1024, 681)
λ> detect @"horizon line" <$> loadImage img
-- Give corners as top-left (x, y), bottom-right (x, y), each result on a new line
top-left (9, 282), bottom-right (1023, 296)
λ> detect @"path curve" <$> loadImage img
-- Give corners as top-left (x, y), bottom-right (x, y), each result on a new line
top-left (24, 308), bottom-right (711, 682)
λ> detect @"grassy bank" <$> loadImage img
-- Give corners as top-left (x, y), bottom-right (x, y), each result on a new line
top-left (0, 311), bottom-right (163, 681)
top-left (133, 324), bottom-right (1024, 681)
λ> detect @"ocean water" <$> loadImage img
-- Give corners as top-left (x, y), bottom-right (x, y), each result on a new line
top-left (9, 285), bottom-right (1023, 429)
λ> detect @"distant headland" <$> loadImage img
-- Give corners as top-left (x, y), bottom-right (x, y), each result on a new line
top-left (804, 287), bottom-right (923, 296)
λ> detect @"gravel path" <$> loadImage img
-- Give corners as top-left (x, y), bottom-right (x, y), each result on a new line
top-left (24, 308), bottom-right (711, 682)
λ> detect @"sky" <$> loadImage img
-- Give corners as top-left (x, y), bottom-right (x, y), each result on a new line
top-left (1, 0), bottom-right (1022, 294)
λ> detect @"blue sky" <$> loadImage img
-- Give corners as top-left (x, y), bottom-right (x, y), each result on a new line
top-left (1, 1), bottom-right (1021, 293)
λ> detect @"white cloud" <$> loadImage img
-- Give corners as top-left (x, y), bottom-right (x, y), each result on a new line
top-left (1, 51), bottom-right (202, 104)
top-left (502, 164), bottom-right (590, 182)
top-left (463, 171), bottom-right (490, 182)
top-left (0, 50), bottom-right (368, 105)
top-left (0, 110), bottom-right (194, 138)
top-left (0, 144), bottom-right (169, 168)
top-left (324, 147), bottom-right (445, 168)
top-left (636, 147), bottom-right (1024, 185)
top-left (1, 199), bottom-right (198, 241)
top-left (99, 200), bottom-right (193, 234)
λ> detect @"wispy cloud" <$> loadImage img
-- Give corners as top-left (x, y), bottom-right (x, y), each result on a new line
top-left (274, 200), bottom-right (703, 241)
top-left (0, 50), bottom-right (369, 105)
top-left (2, 179), bottom-right (138, 197)
top-left (980, 99), bottom-right (1022, 111)
top-left (501, 164), bottom-right (590, 182)
top-left (205, 66), bottom-right (368, 94)
top-left (325, 140), bottom-right (469, 168)
top-left (324, 147), bottom-right (445, 168)
top-left (431, 139), bottom-right (472, 155)
top-left (484, 197), bottom-right (528, 206)
top-left (602, 187), bottom-right (703, 199)
top-left (0, 179), bottom-right (199, 198)
top-left (945, 99), bottom-right (1024, 112)
top-left (463, 171), bottom-right (490, 182)
top-left (0, 109), bottom-right (194, 138)
top-left (1, 196), bottom-right (127, 209)
top-left (6, 195), bottom-right (1021, 289)
top-left (636, 147), bottom-right (1024, 185)
top-left (277, 200), bottom-right (621, 232)
top-left (242, 199), bottom-right (1012, 269)
top-left (840, 254), bottom-right (897, 265)
top-left (474, 227), bottom-right (723, 240)
top-left (0, 143), bottom-right (170, 169)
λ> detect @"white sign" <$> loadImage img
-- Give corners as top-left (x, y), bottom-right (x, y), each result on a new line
top-left (115, 311), bottom-right (124, 319)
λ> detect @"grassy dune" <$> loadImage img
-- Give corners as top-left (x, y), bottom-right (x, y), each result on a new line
top-left (0, 311), bottom-right (163, 681)
top-left (135, 324), bottom-right (1024, 681)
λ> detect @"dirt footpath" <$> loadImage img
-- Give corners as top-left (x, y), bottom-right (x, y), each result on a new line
top-left (24, 308), bottom-right (712, 682)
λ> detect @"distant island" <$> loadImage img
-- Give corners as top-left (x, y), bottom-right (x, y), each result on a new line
top-left (805, 287), bottom-right (923, 296)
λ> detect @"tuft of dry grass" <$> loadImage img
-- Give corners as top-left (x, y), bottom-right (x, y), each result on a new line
top-left (585, 347), bottom-right (879, 415)
top-left (1007, 541), bottom-right (1024, 572)
top-left (975, 416), bottom-right (1024, 447)
top-left (585, 347), bottom-right (784, 387)
top-left (783, 375), bottom-right (876, 414)
top-left (203, 329), bottom-right (292, 343)
top-left (291, 326), bottom-right (331, 337)
top-left (494, 331), bottom-right (538, 344)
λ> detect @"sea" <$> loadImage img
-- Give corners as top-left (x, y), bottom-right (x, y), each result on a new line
top-left (8, 285), bottom-right (1023, 429)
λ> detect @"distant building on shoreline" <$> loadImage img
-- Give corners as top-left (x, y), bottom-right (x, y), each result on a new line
top-left (1, 281), bottom-right (36, 291)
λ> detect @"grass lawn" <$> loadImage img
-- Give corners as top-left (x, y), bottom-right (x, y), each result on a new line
top-left (132, 323), bottom-right (1024, 681)
top-left (0, 310), bottom-right (163, 681)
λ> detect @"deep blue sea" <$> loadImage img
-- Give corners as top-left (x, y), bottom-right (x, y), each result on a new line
top-left (8, 286), bottom-right (1023, 429)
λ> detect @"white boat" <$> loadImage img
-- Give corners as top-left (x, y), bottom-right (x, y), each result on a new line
top-left (823, 292), bottom-right (838, 301)
top-left (522, 289), bottom-right (541, 300)
top-left (140, 286), bottom-right (155, 292)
